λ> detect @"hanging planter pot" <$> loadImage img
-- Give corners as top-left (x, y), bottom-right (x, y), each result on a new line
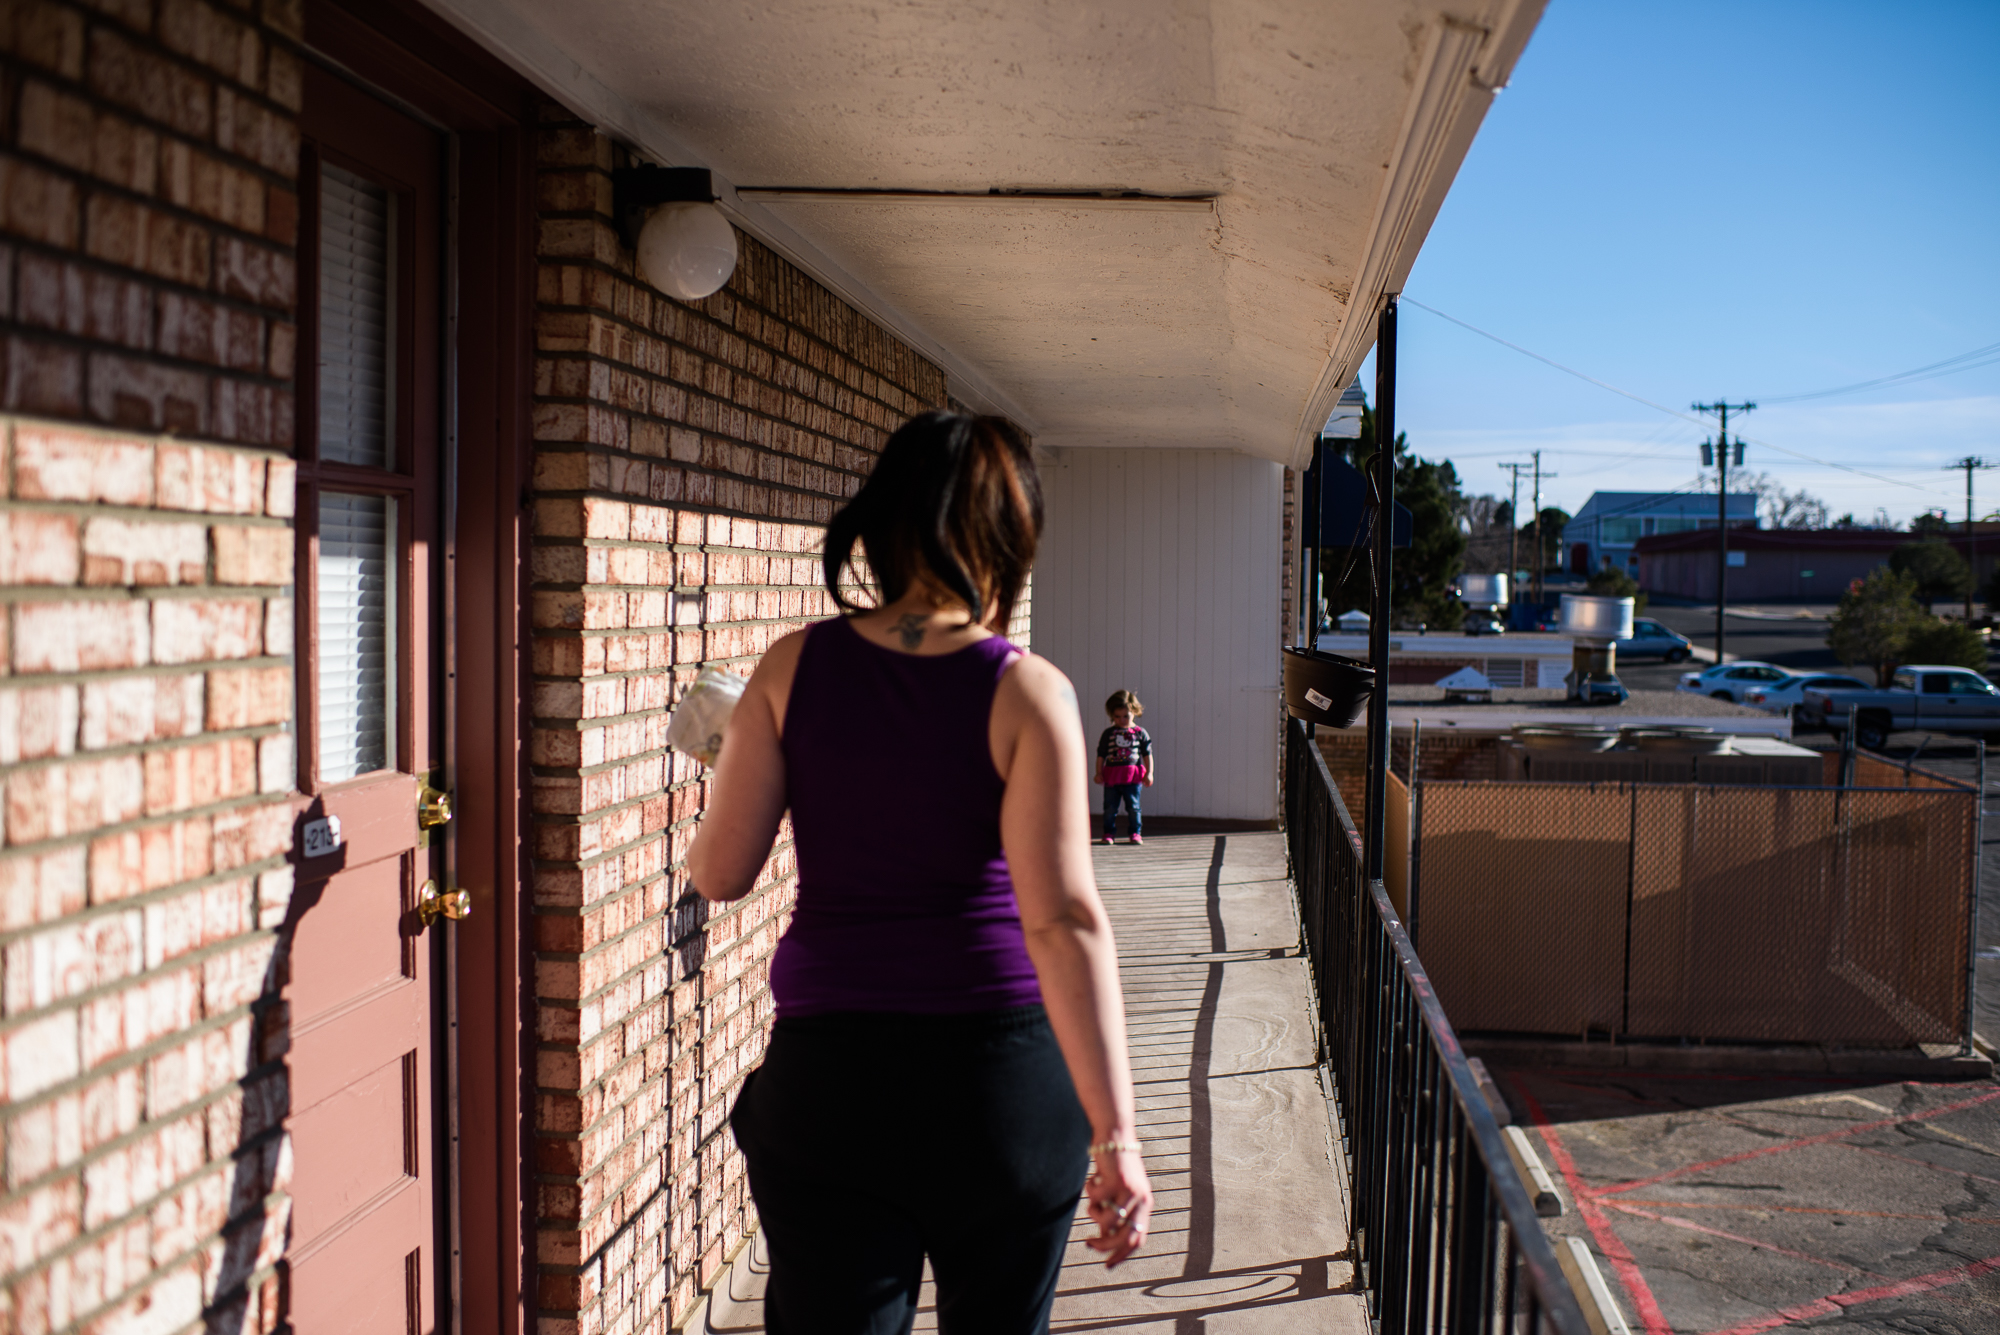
top-left (1283, 647), bottom-right (1374, 727)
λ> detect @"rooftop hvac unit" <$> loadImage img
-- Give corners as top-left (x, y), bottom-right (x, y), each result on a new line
top-left (1458, 573), bottom-right (1509, 635)
top-left (1557, 595), bottom-right (1635, 704)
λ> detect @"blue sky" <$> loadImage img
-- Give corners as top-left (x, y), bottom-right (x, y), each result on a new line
top-left (1375, 0), bottom-right (2000, 528)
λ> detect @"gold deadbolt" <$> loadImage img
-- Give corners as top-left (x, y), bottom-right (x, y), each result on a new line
top-left (419, 879), bottom-right (472, 927)
top-left (418, 782), bottom-right (454, 828)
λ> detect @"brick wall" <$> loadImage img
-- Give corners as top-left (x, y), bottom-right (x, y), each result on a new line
top-left (0, 0), bottom-right (301, 1330)
top-left (529, 106), bottom-right (953, 1331)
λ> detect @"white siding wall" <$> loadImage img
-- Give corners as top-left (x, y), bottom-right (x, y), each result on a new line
top-left (1032, 449), bottom-right (1283, 821)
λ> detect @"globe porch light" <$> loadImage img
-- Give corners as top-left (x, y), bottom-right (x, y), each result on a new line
top-left (612, 165), bottom-right (738, 302)
top-left (637, 201), bottom-right (738, 301)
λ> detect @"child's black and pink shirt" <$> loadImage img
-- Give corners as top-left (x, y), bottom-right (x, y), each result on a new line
top-left (1096, 725), bottom-right (1152, 785)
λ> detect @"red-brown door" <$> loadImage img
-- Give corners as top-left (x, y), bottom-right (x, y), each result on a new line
top-left (288, 64), bottom-right (450, 1332)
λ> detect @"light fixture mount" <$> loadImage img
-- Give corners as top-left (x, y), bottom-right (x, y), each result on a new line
top-left (612, 165), bottom-right (716, 250)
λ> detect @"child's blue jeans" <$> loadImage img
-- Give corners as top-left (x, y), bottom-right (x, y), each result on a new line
top-left (1102, 783), bottom-right (1142, 838)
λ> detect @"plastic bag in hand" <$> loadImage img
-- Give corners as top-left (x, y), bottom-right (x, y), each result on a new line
top-left (667, 667), bottom-right (747, 766)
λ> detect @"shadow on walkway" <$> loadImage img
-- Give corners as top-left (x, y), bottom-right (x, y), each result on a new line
top-left (701, 832), bottom-right (1366, 1333)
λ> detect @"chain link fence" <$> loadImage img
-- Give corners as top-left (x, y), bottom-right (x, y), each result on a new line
top-left (1411, 776), bottom-right (1976, 1047)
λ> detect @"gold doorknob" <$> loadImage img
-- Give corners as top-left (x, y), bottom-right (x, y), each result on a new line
top-left (418, 783), bottom-right (453, 828)
top-left (418, 879), bottom-right (471, 927)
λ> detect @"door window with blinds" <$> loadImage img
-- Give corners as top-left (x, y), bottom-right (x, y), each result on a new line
top-left (318, 164), bottom-right (394, 469)
top-left (317, 492), bottom-right (395, 780)
top-left (302, 153), bottom-right (414, 787)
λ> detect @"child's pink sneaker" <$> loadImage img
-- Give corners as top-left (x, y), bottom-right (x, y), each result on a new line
top-left (1127, 834), bottom-right (1143, 845)
top-left (1096, 836), bottom-right (1113, 845)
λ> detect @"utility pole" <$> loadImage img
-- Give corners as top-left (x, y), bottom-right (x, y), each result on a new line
top-left (1528, 451), bottom-right (1556, 607)
top-left (1694, 400), bottom-right (1755, 661)
top-left (1946, 457), bottom-right (1995, 620)
top-left (1500, 461), bottom-right (1531, 610)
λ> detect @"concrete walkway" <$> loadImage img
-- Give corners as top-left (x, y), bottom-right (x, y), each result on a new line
top-left (696, 832), bottom-right (1368, 1333)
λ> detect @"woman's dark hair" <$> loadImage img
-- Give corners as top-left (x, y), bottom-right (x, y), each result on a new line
top-left (823, 412), bottom-right (1043, 628)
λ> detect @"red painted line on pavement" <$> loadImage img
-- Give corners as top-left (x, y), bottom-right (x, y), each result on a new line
top-left (1512, 1079), bottom-right (1672, 1335)
top-left (1619, 1198), bottom-right (2000, 1226)
top-left (1601, 1200), bottom-right (1881, 1276)
top-left (1847, 1141), bottom-right (2000, 1188)
top-left (1701, 1251), bottom-right (2000, 1335)
top-left (1597, 1088), bottom-right (2000, 1197)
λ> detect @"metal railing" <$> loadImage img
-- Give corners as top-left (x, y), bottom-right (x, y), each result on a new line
top-left (1286, 719), bottom-right (1590, 1335)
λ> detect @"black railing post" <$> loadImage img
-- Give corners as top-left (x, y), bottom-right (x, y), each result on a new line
top-left (1365, 296), bottom-right (1397, 883)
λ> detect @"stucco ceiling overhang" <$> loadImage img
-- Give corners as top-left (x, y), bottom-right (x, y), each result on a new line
top-left (413, 0), bottom-right (1544, 469)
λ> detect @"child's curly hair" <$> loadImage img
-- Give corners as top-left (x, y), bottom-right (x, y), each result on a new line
top-left (1105, 690), bottom-right (1144, 719)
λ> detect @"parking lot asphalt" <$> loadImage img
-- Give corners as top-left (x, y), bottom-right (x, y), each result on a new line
top-left (1493, 1067), bottom-right (2000, 1335)
top-left (1619, 603), bottom-right (1845, 693)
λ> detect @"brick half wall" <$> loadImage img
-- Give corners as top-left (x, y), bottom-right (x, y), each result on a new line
top-left (528, 104), bottom-right (955, 1331)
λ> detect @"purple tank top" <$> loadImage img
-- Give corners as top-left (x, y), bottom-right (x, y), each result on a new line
top-left (772, 616), bottom-right (1045, 1016)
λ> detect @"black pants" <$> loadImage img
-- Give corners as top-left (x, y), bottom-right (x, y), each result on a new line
top-left (730, 1005), bottom-right (1090, 1335)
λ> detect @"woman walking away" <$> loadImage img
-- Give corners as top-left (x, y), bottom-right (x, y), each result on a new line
top-left (689, 412), bottom-right (1152, 1335)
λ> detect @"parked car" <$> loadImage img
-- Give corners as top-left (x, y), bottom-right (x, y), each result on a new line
top-left (1676, 661), bottom-right (1796, 703)
top-left (1742, 672), bottom-right (1871, 717)
top-left (1616, 618), bottom-right (1694, 662)
top-left (1798, 665), bottom-right (2000, 749)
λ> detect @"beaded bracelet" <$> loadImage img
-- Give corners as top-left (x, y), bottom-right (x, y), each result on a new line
top-left (1089, 1139), bottom-right (1142, 1156)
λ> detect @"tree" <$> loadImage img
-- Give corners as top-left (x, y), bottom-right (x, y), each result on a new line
top-left (1584, 564), bottom-right (1647, 613)
top-left (1900, 618), bottom-right (1990, 672)
top-left (1722, 468), bottom-right (1777, 511)
top-left (1719, 470), bottom-right (1829, 530)
top-left (1828, 567), bottom-right (1924, 685)
top-left (1766, 487), bottom-right (1829, 530)
top-left (1460, 494), bottom-right (1509, 534)
top-left (1888, 539), bottom-right (1971, 611)
top-left (1321, 402), bottom-right (1467, 629)
top-left (1521, 507), bottom-right (1569, 572)
top-left (1394, 452), bottom-right (1467, 628)
top-left (1911, 512), bottom-right (1952, 536)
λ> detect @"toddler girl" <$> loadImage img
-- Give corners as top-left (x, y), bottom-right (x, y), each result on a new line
top-left (1094, 690), bottom-right (1154, 844)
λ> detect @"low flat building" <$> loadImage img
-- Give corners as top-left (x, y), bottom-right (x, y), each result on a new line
top-left (1316, 630), bottom-right (1574, 686)
top-left (1631, 527), bottom-right (2000, 600)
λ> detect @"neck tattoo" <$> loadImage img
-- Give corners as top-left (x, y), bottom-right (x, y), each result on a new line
top-left (893, 613), bottom-right (927, 650)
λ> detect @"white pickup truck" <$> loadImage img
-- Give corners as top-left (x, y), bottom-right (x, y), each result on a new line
top-left (1798, 665), bottom-right (2000, 749)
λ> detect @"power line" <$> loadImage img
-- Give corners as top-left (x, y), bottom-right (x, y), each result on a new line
top-left (1399, 297), bottom-right (1947, 497)
top-left (1760, 340), bottom-right (2000, 404)
top-left (1400, 297), bottom-right (1692, 418)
